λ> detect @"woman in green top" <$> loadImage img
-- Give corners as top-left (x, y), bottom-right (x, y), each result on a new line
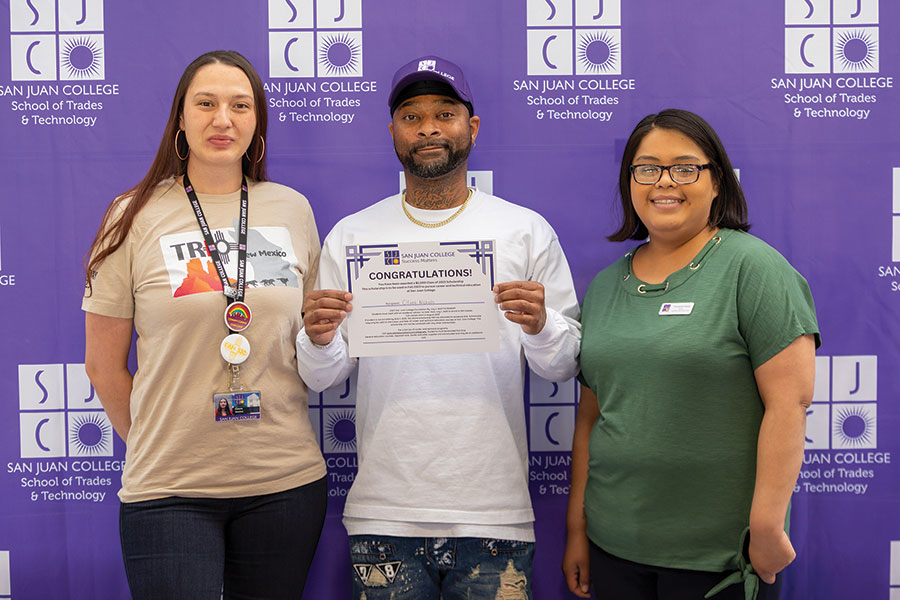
top-left (563, 109), bottom-right (819, 600)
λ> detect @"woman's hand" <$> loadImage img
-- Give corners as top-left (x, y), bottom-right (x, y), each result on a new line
top-left (562, 530), bottom-right (592, 597)
top-left (749, 528), bottom-right (796, 584)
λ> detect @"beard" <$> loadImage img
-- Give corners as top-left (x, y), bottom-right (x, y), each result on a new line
top-left (395, 138), bottom-right (472, 179)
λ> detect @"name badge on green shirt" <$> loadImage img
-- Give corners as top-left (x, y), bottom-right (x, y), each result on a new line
top-left (659, 302), bottom-right (694, 315)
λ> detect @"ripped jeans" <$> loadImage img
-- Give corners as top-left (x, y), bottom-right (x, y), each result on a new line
top-left (349, 535), bottom-right (534, 600)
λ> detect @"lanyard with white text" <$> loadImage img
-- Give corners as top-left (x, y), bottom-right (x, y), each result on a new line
top-left (182, 173), bottom-right (249, 334)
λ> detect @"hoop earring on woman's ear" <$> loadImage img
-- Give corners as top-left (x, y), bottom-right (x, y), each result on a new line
top-left (246, 135), bottom-right (266, 164)
top-left (174, 129), bottom-right (189, 161)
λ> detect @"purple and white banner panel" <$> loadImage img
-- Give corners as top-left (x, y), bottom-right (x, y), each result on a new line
top-left (1, 0), bottom-right (898, 598)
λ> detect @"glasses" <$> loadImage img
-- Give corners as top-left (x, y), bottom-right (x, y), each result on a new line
top-left (630, 163), bottom-right (712, 185)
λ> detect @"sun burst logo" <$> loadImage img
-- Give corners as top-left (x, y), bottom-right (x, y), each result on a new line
top-left (576, 29), bottom-right (620, 74)
top-left (832, 404), bottom-right (876, 449)
top-left (59, 34), bottom-right (104, 80)
top-left (833, 28), bottom-right (878, 72)
top-left (325, 409), bottom-right (356, 452)
top-left (67, 411), bottom-right (114, 456)
top-left (317, 31), bottom-right (362, 77)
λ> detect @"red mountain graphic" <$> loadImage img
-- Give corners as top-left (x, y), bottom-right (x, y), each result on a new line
top-left (174, 258), bottom-right (235, 297)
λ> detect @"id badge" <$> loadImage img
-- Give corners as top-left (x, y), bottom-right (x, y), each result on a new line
top-left (214, 391), bottom-right (262, 422)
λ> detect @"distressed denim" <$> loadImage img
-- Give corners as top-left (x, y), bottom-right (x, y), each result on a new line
top-left (349, 535), bottom-right (534, 600)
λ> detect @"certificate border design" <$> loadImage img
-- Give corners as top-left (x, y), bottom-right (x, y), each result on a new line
top-left (439, 240), bottom-right (496, 288)
top-left (344, 241), bottom-right (496, 290)
top-left (345, 244), bottom-right (398, 292)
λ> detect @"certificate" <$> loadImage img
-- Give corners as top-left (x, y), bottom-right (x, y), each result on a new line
top-left (345, 240), bottom-right (499, 357)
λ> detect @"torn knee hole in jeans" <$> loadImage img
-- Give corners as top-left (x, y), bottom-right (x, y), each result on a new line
top-left (468, 559), bottom-right (528, 599)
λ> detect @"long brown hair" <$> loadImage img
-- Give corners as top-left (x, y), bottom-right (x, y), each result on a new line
top-left (84, 50), bottom-right (268, 294)
top-left (609, 109), bottom-right (749, 242)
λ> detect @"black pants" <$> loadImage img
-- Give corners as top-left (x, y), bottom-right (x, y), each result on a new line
top-left (589, 542), bottom-right (782, 600)
top-left (120, 477), bottom-right (327, 600)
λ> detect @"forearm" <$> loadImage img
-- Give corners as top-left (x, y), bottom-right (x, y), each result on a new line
top-left (90, 368), bottom-right (133, 442)
top-left (750, 403), bottom-right (807, 535)
top-left (84, 313), bottom-right (134, 443)
top-left (567, 386), bottom-right (599, 534)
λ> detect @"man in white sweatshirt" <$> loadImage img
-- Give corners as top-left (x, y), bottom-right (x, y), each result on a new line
top-left (296, 55), bottom-right (581, 600)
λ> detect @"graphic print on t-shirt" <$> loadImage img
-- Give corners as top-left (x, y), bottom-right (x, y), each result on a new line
top-left (159, 222), bottom-right (299, 297)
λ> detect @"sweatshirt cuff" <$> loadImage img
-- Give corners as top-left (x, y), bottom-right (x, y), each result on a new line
top-left (520, 307), bottom-right (567, 349)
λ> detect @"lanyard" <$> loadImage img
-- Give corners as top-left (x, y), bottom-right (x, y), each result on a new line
top-left (182, 173), bottom-right (249, 329)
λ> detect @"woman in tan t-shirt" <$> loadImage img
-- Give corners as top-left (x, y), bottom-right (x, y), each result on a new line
top-left (82, 50), bottom-right (327, 599)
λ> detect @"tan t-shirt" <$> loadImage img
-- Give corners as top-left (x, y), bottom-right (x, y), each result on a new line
top-left (83, 177), bottom-right (326, 502)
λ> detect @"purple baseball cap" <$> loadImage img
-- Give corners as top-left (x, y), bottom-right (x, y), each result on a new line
top-left (388, 55), bottom-right (474, 115)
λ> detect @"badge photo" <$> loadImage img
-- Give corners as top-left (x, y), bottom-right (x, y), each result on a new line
top-left (214, 392), bottom-right (262, 422)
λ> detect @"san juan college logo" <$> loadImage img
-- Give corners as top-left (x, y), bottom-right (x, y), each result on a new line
top-left (805, 355), bottom-right (877, 450)
top-left (9, 0), bottom-right (105, 81)
top-left (528, 373), bottom-right (578, 452)
top-left (268, 0), bottom-right (362, 78)
top-left (18, 364), bottom-right (113, 458)
top-left (308, 371), bottom-right (357, 453)
top-left (526, 0), bottom-right (622, 75)
top-left (785, 0), bottom-right (879, 74)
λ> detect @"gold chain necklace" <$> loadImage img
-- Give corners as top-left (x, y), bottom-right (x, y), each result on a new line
top-left (402, 188), bottom-right (474, 228)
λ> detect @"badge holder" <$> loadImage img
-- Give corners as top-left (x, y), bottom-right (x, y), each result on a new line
top-left (214, 333), bottom-right (261, 422)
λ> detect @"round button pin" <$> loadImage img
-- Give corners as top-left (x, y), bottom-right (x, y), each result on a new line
top-left (220, 333), bottom-right (251, 365)
top-left (224, 302), bottom-right (252, 332)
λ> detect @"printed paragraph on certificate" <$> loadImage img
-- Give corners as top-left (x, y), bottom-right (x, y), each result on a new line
top-left (345, 241), bottom-right (499, 357)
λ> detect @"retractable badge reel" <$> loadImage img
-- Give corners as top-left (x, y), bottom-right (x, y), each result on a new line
top-left (214, 332), bottom-right (261, 422)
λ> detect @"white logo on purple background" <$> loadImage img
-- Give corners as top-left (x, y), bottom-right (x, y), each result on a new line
top-left (806, 355), bottom-right (878, 450)
top-left (308, 371), bottom-right (357, 453)
top-left (0, 550), bottom-right (9, 597)
top-left (18, 363), bottom-right (113, 459)
top-left (9, 0), bottom-right (105, 81)
top-left (785, 0), bottom-right (879, 74)
top-left (418, 59), bottom-right (436, 72)
top-left (528, 373), bottom-right (577, 452)
top-left (526, 0), bottom-right (621, 76)
top-left (268, 0), bottom-right (362, 78)
top-left (891, 540), bottom-right (900, 599)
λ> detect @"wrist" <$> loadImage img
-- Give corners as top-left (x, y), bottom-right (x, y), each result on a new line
top-left (749, 516), bottom-right (785, 538)
top-left (310, 335), bottom-right (334, 349)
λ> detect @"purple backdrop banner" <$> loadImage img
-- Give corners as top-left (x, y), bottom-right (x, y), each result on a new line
top-left (1, 0), bottom-right (899, 598)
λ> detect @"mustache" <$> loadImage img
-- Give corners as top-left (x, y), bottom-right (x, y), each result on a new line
top-left (411, 140), bottom-right (451, 152)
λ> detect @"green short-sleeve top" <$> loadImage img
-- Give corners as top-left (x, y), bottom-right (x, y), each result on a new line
top-left (579, 228), bottom-right (820, 574)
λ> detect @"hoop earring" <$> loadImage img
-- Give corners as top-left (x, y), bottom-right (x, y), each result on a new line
top-left (174, 129), bottom-right (188, 161)
top-left (245, 135), bottom-right (266, 164)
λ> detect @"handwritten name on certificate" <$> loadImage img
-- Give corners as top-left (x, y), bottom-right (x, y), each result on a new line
top-left (345, 240), bottom-right (499, 357)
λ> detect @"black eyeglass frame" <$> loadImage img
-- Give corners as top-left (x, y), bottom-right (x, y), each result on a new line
top-left (629, 163), bottom-right (712, 185)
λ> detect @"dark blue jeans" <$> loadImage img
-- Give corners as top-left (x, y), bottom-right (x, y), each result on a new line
top-left (120, 477), bottom-right (327, 600)
top-left (349, 535), bottom-right (534, 600)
